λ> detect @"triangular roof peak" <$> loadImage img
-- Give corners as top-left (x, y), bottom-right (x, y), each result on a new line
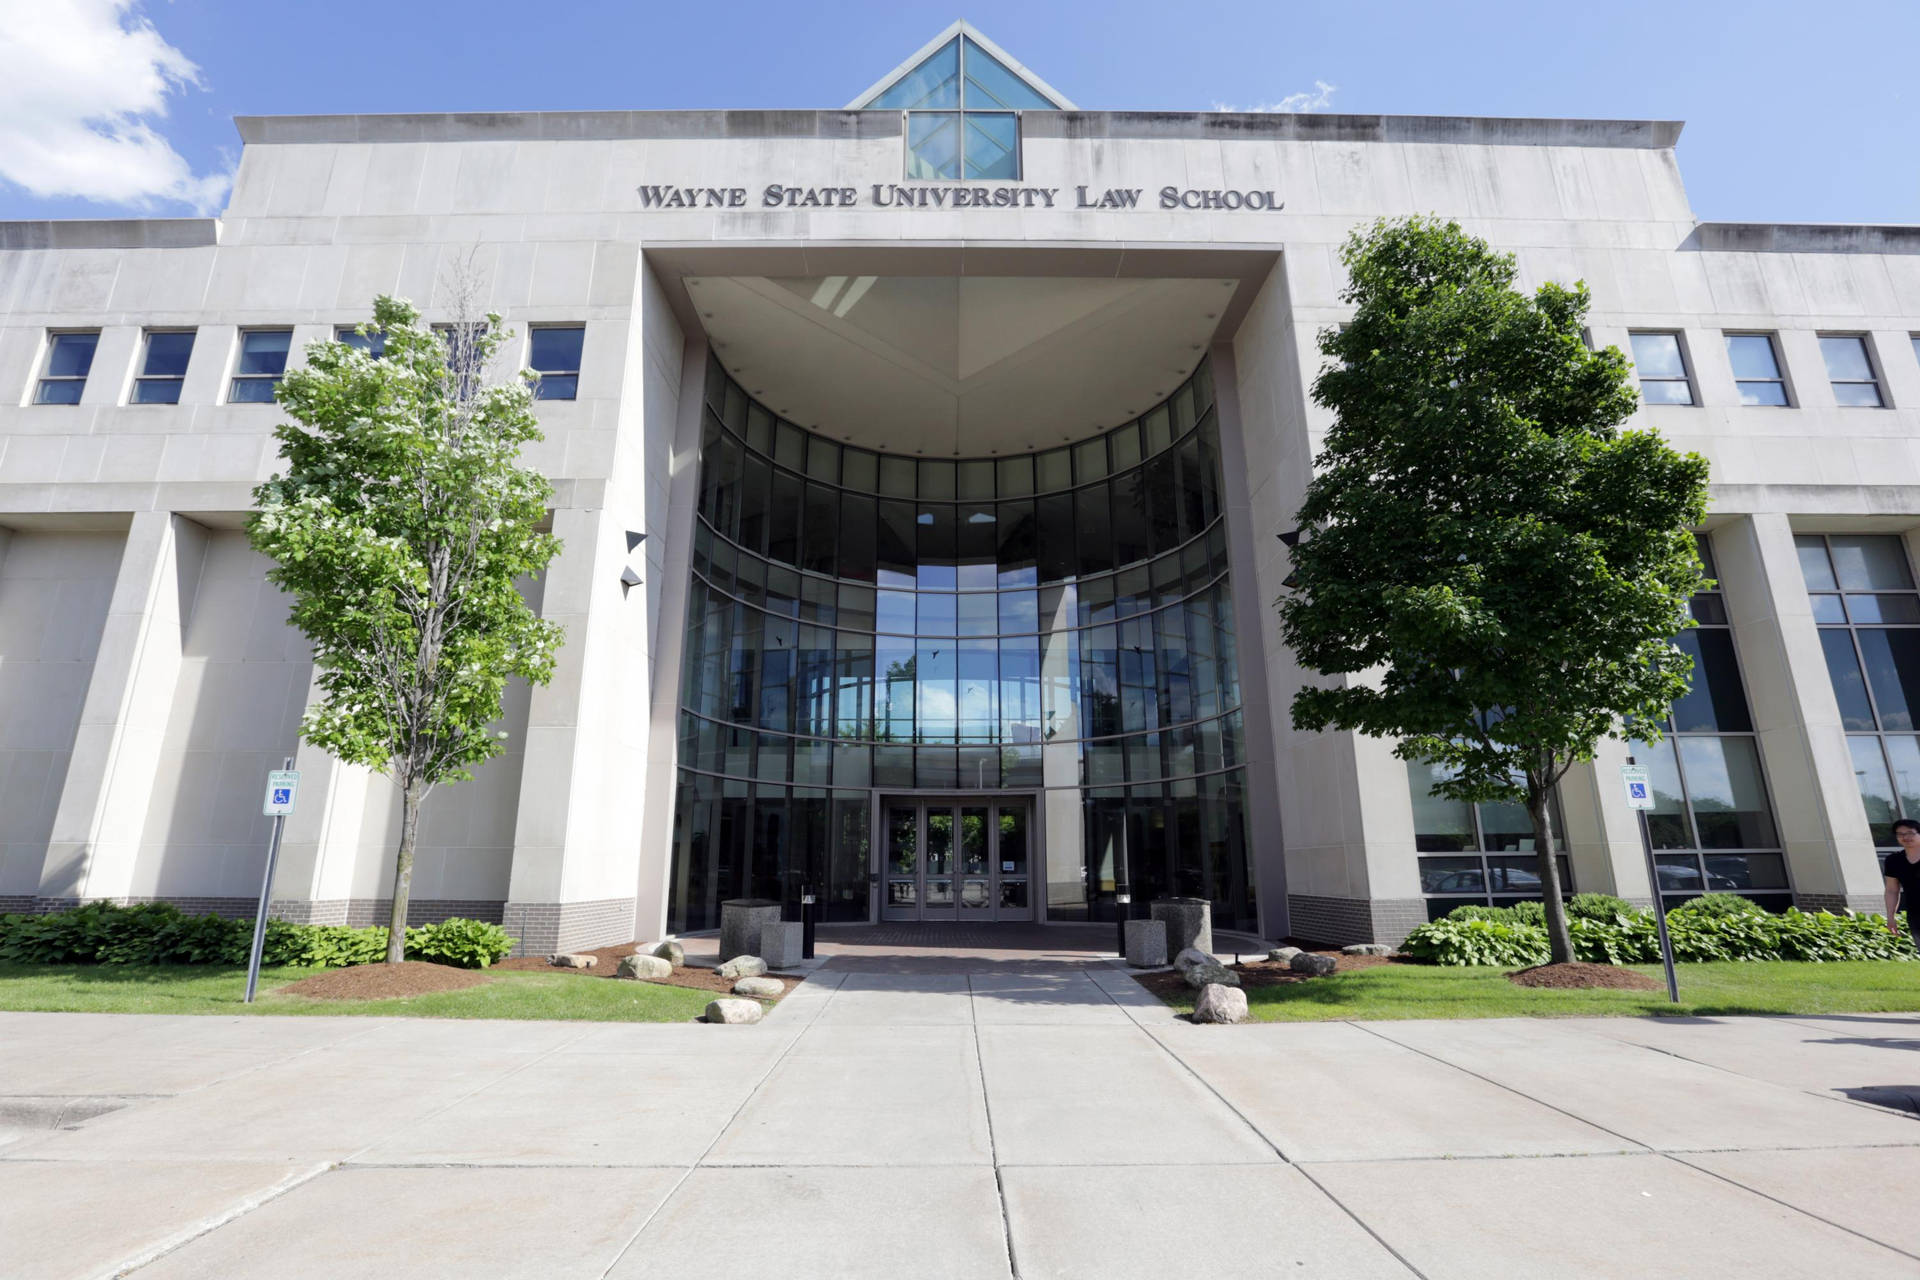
top-left (847, 20), bottom-right (1076, 111)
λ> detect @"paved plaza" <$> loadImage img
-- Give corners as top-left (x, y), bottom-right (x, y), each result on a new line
top-left (3, 956), bottom-right (1919, 1278)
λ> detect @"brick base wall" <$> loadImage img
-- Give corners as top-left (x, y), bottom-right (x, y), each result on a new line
top-left (1794, 892), bottom-right (1890, 916)
top-left (0, 895), bottom-right (37, 914)
top-left (1286, 894), bottom-right (1428, 948)
top-left (502, 898), bottom-right (638, 957)
top-left (268, 899), bottom-right (506, 928)
top-left (17, 896), bottom-right (505, 926)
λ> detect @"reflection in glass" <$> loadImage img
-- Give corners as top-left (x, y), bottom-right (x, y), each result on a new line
top-left (1630, 738), bottom-right (1696, 849)
top-left (1851, 735), bottom-right (1899, 846)
top-left (1676, 736), bottom-right (1778, 848)
top-left (1857, 629), bottom-right (1920, 730)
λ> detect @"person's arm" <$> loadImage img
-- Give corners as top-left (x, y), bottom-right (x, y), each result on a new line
top-left (1887, 875), bottom-right (1904, 936)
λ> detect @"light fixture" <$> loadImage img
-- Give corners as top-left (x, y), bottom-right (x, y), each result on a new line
top-left (619, 530), bottom-right (647, 598)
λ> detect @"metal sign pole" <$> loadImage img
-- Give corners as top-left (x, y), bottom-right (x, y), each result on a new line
top-left (1637, 808), bottom-right (1680, 1004)
top-left (244, 756), bottom-right (298, 1004)
top-left (1623, 757), bottom-right (1680, 1004)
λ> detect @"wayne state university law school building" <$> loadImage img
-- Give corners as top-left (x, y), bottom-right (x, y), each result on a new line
top-left (3, 24), bottom-right (1919, 956)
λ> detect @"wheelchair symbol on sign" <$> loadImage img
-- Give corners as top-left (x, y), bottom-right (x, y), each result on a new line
top-left (272, 787), bottom-right (293, 806)
top-left (1628, 782), bottom-right (1648, 802)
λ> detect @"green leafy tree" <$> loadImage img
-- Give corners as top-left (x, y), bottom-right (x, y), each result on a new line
top-left (249, 291), bottom-right (564, 963)
top-left (1280, 217), bottom-right (1710, 964)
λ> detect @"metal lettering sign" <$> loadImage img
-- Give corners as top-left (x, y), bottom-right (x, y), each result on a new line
top-left (262, 769), bottom-right (300, 817)
top-left (1620, 765), bottom-right (1654, 811)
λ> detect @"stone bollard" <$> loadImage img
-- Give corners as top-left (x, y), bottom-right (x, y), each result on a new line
top-left (758, 921), bottom-right (802, 970)
top-left (1151, 897), bottom-right (1213, 957)
top-left (719, 899), bottom-right (782, 963)
top-left (1124, 919), bottom-right (1168, 968)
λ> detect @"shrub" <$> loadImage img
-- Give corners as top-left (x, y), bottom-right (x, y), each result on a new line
top-left (1408, 899), bottom-right (1919, 966)
top-left (1443, 900), bottom-right (1545, 926)
top-left (1673, 893), bottom-right (1767, 919)
top-left (0, 903), bottom-right (514, 970)
top-left (1566, 893), bottom-right (1639, 923)
top-left (1401, 917), bottom-right (1551, 967)
top-left (404, 918), bottom-right (514, 969)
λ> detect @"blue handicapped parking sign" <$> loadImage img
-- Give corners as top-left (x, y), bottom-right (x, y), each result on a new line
top-left (1628, 782), bottom-right (1648, 801)
top-left (272, 787), bottom-right (292, 806)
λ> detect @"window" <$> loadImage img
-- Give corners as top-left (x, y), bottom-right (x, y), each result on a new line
top-left (528, 326), bottom-right (583, 401)
top-left (1724, 333), bottom-right (1789, 406)
top-left (1798, 532), bottom-right (1920, 849)
top-left (228, 329), bottom-right (291, 403)
top-left (1820, 334), bottom-right (1884, 407)
top-left (336, 325), bottom-right (385, 358)
top-left (1408, 760), bottom-right (1572, 920)
top-left (1629, 332), bottom-right (1695, 405)
top-left (33, 331), bottom-right (98, 405)
top-left (1631, 536), bottom-right (1789, 909)
top-left (131, 330), bottom-right (195, 404)
top-left (863, 35), bottom-right (1057, 180)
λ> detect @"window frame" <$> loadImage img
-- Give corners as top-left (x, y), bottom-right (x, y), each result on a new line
top-left (226, 327), bottom-right (294, 405)
top-left (526, 324), bottom-right (585, 402)
top-left (1800, 531), bottom-right (1920, 850)
top-left (896, 38), bottom-right (1027, 181)
top-left (1722, 331), bottom-right (1793, 408)
top-left (32, 329), bottom-right (101, 406)
top-left (1632, 533), bottom-right (1791, 909)
top-left (1628, 330), bottom-right (1698, 406)
top-left (130, 328), bottom-right (196, 406)
top-left (1817, 332), bottom-right (1887, 408)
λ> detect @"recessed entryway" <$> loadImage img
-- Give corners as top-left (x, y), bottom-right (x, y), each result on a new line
top-left (880, 796), bottom-right (1033, 922)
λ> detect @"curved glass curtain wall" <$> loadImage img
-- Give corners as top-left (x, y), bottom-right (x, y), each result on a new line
top-left (667, 354), bottom-right (1254, 932)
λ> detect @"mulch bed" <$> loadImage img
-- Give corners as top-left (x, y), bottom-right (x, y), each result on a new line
top-left (1132, 950), bottom-right (1403, 1000)
top-left (1508, 962), bottom-right (1662, 991)
top-left (493, 942), bottom-right (802, 1000)
top-left (278, 960), bottom-right (494, 1001)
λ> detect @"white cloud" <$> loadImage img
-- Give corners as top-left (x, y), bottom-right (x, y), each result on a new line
top-left (0, 0), bottom-right (229, 213)
top-left (1214, 80), bottom-right (1339, 114)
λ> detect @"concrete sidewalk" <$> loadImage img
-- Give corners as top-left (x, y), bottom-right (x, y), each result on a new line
top-left (2, 965), bottom-right (1918, 1278)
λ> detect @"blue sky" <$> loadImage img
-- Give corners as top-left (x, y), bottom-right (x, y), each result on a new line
top-left (3, 0), bottom-right (1916, 224)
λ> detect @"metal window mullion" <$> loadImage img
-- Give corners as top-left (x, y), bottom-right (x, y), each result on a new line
top-left (1663, 729), bottom-right (1708, 887)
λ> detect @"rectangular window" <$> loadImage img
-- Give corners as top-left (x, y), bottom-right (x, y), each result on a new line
top-left (1724, 333), bottom-right (1790, 406)
top-left (228, 329), bottom-right (292, 403)
top-left (335, 325), bottom-right (385, 358)
top-left (528, 325), bottom-right (583, 401)
top-left (1819, 334), bottom-right (1884, 407)
top-left (131, 330), bottom-right (195, 405)
top-left (1629, 332), bottom-right (1695, 405)
top-left (1798, 531), bottom-right (1920, 849)
top-left (33, 331), bottom-right (99, 405)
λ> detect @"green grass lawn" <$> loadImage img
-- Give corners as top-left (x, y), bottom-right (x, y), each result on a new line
top-left (1154, 961), bottom-right (1920, 1022)
top-left (0, 963), bottom-right (719, 1022)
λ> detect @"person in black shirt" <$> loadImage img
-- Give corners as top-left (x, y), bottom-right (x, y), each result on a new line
top-left (1883, 818), bottom-right (1920, 948)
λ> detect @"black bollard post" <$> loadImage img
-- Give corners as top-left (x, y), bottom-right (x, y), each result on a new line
top-left (801, 885), bottom-right (816, 960)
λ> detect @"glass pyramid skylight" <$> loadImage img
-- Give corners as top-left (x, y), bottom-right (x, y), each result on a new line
top-left (850, 23), bottom-right (1072, 181)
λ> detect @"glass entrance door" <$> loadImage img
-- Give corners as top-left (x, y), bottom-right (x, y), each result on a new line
top-left (881, 797), bottom-right (1034, 922)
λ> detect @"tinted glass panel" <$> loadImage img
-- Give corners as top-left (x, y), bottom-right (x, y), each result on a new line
top-left (1630, 332), bottom-right (1687, 377)
top-left (1670, 629), bottom-right (1752, 733)
top-left (906, 113), bottom-right (962, 180)
top-left (1820, 629), bottom-right (1876, 730)
top-left (964, 113), bottom-right (1019, 180)
top-left (142, 332), bottom-right (194, 376)
top-left (1819, 335), bottom-right (1875, 382)
top-left (870, 38), bottom-right (959, 109)
top-left (1857, 628), bottom-right (1920, 730)
top-left (529, 326), bottom-right (584, 371)
top-left (236, 330), bottom-right (291, 375)
top-left (1829, 536), bottom-right (1913, 591)
top-left (1725, 334), bottom-right (1781, 380)
top-left (1677, 736), bottom-right (1777, 849)
top-left (45, 332), bottom-right (97, 378)
top-left (960, 36), bottom-right (1055, 109)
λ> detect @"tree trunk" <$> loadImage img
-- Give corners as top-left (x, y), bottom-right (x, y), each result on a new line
top-left (385, 777), bottom-right (424, 964)
top-left (1529, 781), bottom-right (1574, 965)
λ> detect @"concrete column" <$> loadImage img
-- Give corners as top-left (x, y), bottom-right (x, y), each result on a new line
top-left (504, 503), bottom-right (649, 954)
top-left (1714, 513), bottom-right (1882, 910)
top-left (634, 336), bottom-right (708, 941)
top-left (39, 512), bottom-right (207, 903)
top-left (267, 667), bottom-right (379, 924)
top-left (1560, 741), bottom-right (1655, 904)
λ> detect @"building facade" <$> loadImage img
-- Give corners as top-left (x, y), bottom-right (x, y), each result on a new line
top-left (2, 25), bottom-right (1916, 953)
